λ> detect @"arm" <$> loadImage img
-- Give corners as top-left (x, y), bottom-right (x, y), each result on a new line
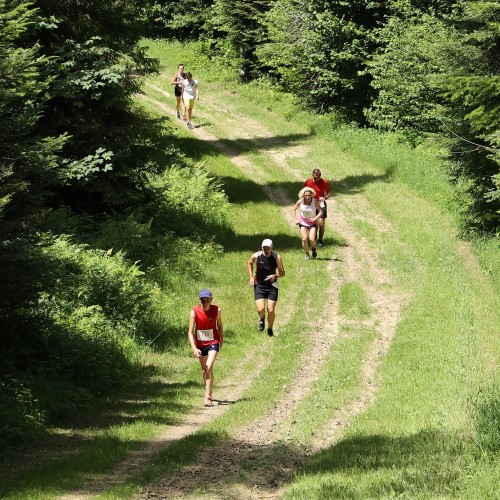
top-left (187, 310), bottom-right (201, 358)
top-left (171, 73), bottom-right (179, 85)
top-left (217, 308), bottom-right (223, 348)
top-left (293, 199), bottom-right (301, 224)
top-left (312, 200), bottom-right (323, 223)
top-left (264, 254), bottom-right (285, 284)
top-left (323, 180), bottom-right (331, 201)
top-left (247, 253), bottom-right (257, 285)
top-left (276, 255), bottom-right (285, 278)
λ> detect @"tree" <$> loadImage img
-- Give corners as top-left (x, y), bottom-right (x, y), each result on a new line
top-left (143, 0), bottom-right (214, 40)
top-left (0, 0), bottom-right (68, 234)
top-left (365, 13), bottom-right (456, 139)
top-left (205, 0), bottom-right (272, 81)
top-left (31, 0), bottom-right (159, 211)
top-left (259, 0), bottom-right (386, 118)
top-left (437, 0), bottom-right (500, 231)
top-left (0, 0), bottom-right (162, 443)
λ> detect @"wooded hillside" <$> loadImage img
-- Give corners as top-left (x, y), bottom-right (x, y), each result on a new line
top-left (148, 0), bottom-right (500, 233)
top-left (1, 0), bottom-right (498, 448)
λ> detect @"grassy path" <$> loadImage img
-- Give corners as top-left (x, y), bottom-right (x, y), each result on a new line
top-left (58, 78), bottom-right (407, 498)
top-left (136, 50), bottom-right (498, 497)
top-left (3, 41), bottom-right (498, 499)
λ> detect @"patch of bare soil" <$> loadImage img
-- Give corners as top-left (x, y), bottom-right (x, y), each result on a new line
top-left (57, 91), bottom-right (406, 499)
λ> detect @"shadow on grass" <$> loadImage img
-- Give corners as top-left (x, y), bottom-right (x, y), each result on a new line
top-left (295, 430), bottom-right (466, 497)
top-left (222, 232), bottom-right (347, 254)
top-left (134, 429), bottom-right (466, 498)
top-left (0, 362), bottom-right (199, 490)
top-left (218, 174), bottom-right (391, 207)
top-left (181, 127), bottom-right (311, 156)
top-left (0, 413), bottom-right (466, 498)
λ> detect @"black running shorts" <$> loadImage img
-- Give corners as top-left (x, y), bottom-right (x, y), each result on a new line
top-left (254, 283), bottom-right (279, 301)
top-left (316, 203), bottom-right (327, 219)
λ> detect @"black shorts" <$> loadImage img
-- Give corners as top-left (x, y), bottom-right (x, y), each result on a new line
top-left (316, 203), bottom-right (327, 219)
top-left (254, 283), bottom-right (279, 301)
top-left (174, 85), bottom-right (182, 97)
top-left (198, 343), bottom-right (220, 356)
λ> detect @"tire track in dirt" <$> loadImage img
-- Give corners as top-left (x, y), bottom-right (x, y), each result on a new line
top-left (58, 355), bottom-right (269, 500)
top-left (57, 91), bottom-right (302, 500)
top-left (135, 93), bottom-right (406, 499)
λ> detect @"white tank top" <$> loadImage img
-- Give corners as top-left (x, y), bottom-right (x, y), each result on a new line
top-left (299, 198), bottom-right (317, 226)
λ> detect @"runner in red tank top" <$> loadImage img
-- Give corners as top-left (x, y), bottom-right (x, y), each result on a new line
top-left (188, 289), bottom-right (224, 407)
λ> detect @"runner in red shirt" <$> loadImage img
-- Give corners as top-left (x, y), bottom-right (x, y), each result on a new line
top-left (303, 168), bottom-right (331, 246)
top-left (188, 289), bottom-right (223, 407)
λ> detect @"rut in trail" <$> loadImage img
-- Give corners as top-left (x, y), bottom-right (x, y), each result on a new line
top-left (137, 95), bottom-right (407, 500)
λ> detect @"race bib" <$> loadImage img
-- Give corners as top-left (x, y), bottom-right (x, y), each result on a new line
top-left (197, 329), bottom-right (214, 341)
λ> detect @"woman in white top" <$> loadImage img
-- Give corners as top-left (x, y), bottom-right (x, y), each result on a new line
top-left (293, 186), bottom-right (323, 260)
top-left (181, 72), bottom-right (199, 129)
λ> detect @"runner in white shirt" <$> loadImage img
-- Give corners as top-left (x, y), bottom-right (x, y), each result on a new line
top-left (181, 72), bottom-right (199, 129)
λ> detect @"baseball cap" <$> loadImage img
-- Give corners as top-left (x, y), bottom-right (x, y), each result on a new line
top-left (199, 288), bottom-right (213, 299)
top-left (261, 238), bottom-right (273, 248)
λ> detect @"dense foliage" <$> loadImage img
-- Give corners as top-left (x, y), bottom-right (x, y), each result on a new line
top-left (0, 0), bottom-right (231, 445)
top-left (260, 0), bottom-right (386, 118)
top-left (144, 0), bottom-right (214, 40)
top-left (144, 0), bottom-right (500, 231)
top-left (3, 0), bottom-right (499, 447)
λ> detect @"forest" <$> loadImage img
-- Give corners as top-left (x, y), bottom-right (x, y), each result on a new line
top-left (1, 0), bottom-right (499, 454)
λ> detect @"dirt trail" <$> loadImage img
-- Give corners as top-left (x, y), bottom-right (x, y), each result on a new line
top-left (59, 87), bottom-right (406, 499)
top-left (135, 92), bottom-right (406, 499)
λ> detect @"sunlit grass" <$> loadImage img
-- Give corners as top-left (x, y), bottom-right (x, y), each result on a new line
top-left (4, 39), bottom-right (499, 499)
top-left (338, 282), bottom-right (371, 319)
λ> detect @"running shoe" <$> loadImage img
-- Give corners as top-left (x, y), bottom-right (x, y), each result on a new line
top-left (305, 253), bottom-right (310, 261)
top-left (176, 112), bottom-right (181, 119)
top-left (204, 395), bottom-right (212, 407)
top-left (267, 328), bottom-right (274, 337)
top-left (312, 248), bottom-right (317, 259)
top-left (187, 122), bottom-right (193, 129)
top-left (317, 240), bottom-right (324, 247)
top-left (258, 318), bottom-right (265, 331)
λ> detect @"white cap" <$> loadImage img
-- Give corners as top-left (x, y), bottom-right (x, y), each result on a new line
top-left (261, 238), bottom-right (273, 248)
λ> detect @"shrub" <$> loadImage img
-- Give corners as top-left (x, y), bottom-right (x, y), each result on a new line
top-left (0, 379), bottom-right (45, 446)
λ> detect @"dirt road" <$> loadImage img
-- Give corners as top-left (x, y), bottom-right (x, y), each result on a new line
top-left (60, 84), bottom-right (406, 500)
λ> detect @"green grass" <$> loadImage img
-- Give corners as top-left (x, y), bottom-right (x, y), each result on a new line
top-left (285, 325), bottom-right (378, 443)
top-left (3, 39), bottom-right (499, 499)
top-left (338, 282), bottom-right (371, 319)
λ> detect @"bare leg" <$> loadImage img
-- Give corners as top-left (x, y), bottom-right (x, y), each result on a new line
top-left (310, 226), bottom-right (317, 249)
top-left (200, 350), bottom-right (218, 404)
top-left (186, 101), bottom-right (194, 124)
top-left (267, 299), bottom-right (277, 329)
top-left (300, 226), bottom-right (310, 255)
top-left (255, 298), bottom-right (266, 321)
